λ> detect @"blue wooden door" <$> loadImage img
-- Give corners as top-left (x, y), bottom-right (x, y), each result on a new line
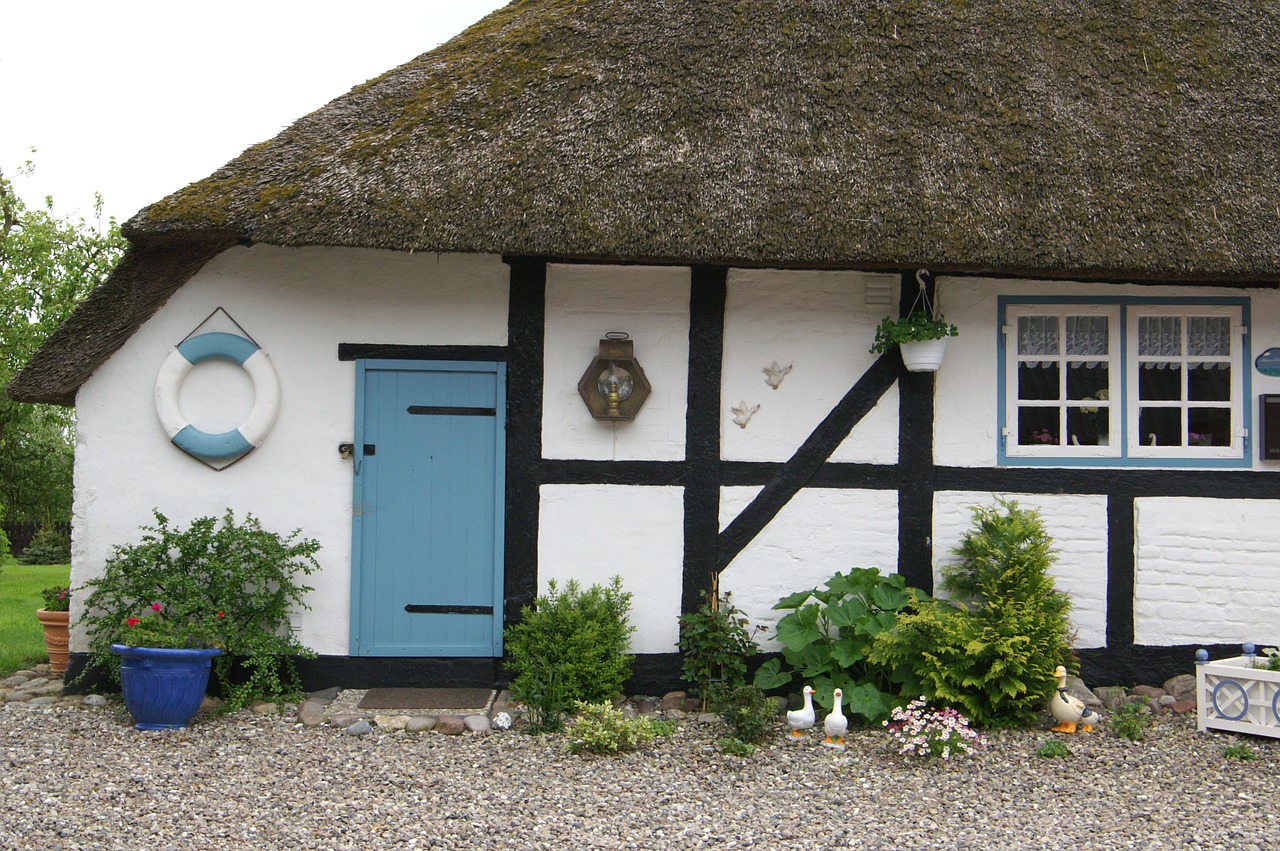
top-left (352, 360), bottom-right (505, 656)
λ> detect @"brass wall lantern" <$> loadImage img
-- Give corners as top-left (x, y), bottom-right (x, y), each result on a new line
top-left (577, 332), bottom-right (652, 421)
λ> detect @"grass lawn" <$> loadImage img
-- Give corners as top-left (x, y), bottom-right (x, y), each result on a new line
top-left (0, 561), bottom-right (71, 673)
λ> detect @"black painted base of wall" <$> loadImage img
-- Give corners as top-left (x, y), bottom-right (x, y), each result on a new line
top-left (59, 644), bottom-right (1234, 699)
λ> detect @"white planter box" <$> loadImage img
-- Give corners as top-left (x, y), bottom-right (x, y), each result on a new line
top-left (1196, 649), bottom-right (1280, 739)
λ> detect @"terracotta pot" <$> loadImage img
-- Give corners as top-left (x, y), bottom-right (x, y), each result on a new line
top-left (36, 609), bottom-right (71, 674)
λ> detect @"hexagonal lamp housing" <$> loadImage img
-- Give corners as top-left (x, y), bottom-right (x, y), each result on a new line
top-left (577, 335), bottom-right (652, 421)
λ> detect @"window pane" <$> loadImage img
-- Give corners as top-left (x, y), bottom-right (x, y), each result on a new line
top-left (1064, 316), bottom-right (1108, 357)
top-left (1066, 363), bottom-right (1108, 400)
top-left (1018, 408), bottom-right (1060, 446)
top-left (1138, 363), bottom-right (1182, 401)
top-left (1018, 363), bottom-right (1059, 400)
top-left (1139, 316), bottom-right (1181, 357)
top-left (1017, 316), bottom-right (1059, 357)
top-left (1188, 362), bottom-right (1231, 401)
top-left (1067, 408), bottom-right (1109, 446)
top-left (1188, 408), bottom-right (1231, 446)
top-left (1188, 317), bottom-right (1231, 358)
top-left (1138, 407), bottom-right (1180, 446)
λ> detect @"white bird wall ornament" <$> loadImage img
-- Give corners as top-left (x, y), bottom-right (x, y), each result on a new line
top-left (731, 401), bottom-right (760, 428)
top-left (823, 687), bottom-right (848, 748)
top-left (787, 685), bottom-right (816, 739)
top-left (763, 361), bottom-right (793, 390)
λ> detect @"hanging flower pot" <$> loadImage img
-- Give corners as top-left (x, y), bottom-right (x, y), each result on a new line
top-left (111, 644), bottom-right (221, 730)
top-left (899, 337), bottom-right (949, 372)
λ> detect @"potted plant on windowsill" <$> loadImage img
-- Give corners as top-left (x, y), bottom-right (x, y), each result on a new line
top-left (37, 585), bottom-right (72, 675)
top-left (869, 311), bottom-right (959, 372)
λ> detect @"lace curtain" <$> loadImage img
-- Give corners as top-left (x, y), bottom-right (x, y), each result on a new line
top-left (1138, 316), bottom-right (1230, 369)
top-left (1018, 316), bottom-right (1107, 367)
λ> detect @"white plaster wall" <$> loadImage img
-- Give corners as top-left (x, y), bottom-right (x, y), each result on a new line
top-left (542, 264), bottom-right (690, 460)
top-left (932, 492), bottom-right (1108, 648)
top-left (719, 487), bottom-right (899, 651)
top-left (722, 269), bottom-right (898, 463)
top-left (1134, 498), bottom-right (1280, 646)
top-left (71, 246), bottom-right (509, 654)
top-left (936, 276), bottom-right (1280, 471)
top-left (537, 484), bottom-right (685, 653)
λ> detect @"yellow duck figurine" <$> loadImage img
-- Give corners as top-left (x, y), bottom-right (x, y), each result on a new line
top-left (1050, 665), bottom-right (1101, 733)
top-left (787, 685), bottom-right (816, 738)
top-left (823, 687), bottom-right (848, 748)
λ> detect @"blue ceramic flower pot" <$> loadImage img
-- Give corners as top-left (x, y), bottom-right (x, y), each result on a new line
top-left (110, 644), bottom-right (221, 730)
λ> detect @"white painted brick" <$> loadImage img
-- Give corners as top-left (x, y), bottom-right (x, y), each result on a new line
top-left (721, 269), bottom-right (897, 464)
top-left (1135, 498), bottom-right (1280, 646)
top-left (538, 484), bottom-right (685, 654)
top-left (720, 488), bottom-right (899, 651)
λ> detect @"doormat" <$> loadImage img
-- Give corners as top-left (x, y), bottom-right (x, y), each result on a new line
top-left (357, 688), bottom-right (495, 712)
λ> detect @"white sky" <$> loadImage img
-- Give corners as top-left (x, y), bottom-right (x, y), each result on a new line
top-left (1, 1), bottom-right (509, 226)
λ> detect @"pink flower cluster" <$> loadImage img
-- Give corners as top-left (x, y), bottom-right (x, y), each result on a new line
top-left (883, 697), bottom-right (986, 760)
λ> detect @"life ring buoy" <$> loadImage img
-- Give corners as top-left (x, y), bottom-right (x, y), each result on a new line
top-left (154, 332), bottom-right (280, 462)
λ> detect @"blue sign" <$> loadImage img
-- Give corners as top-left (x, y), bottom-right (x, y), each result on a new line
top-left (1257, 348), bottom-right (1280, 377)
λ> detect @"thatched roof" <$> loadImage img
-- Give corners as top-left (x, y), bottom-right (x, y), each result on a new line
top-left (11, 0), bottom-right (1280, 405)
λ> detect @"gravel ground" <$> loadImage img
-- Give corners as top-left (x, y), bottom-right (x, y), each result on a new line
top-left (2, 697), bottom-right (1278, 850)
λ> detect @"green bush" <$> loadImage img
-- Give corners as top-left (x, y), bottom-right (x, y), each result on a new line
top-left (0, 501), bottom-right (10, 566)
top-left (753, 567), bottom-right (928, 723)
top-left (714, 683), bottom-right (775, 744)
top-left (505, 577), bottom-right (634, 732)
top-left (678, 591), bottom-right (760, 707)
top-left (566, 701), bottom-right (673, 755)
top-left (19, 519), bottom-right (70, 565)
top-left (868, 500), bottom-right (1075, 727)
top-left (78, 509), bottom-right (320, 710)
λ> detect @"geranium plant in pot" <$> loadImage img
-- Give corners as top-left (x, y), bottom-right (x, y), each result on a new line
top-left (110, 602), bottom-right (226, 730)
top-left (78, 509), bottom-right (321, 728)
top-left (868, 270), bottom-right (958, 372)
top-left (37, 585), bottom-right (72, 674)
top-left (869, 311), bottom-right (959, 372)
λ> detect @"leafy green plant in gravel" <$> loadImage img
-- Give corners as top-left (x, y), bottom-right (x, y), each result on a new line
top-left (1110, 702), bottom-right (1151, 741)
top-left (868, 499), bottom-right (1074, 728)
top-left (1222, 742), bottom-right (1257, 761)
top-left (718, 736), bottom-right (757, 757)
top-left (679, 590), bottom-right (761, 709)
top-left (1036, 739), bottom-right (1070, 758)
top-left (753, 567), bottom-right (929, 723)
top-left (505, 577), bottom-right (634, 732)
top-left (566, 701), bottom-right (673, 755)
top-left (78, 510), bottom-right (319, 710)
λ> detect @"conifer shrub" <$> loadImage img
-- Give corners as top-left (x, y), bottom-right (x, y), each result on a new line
top-left (868, 499), bottom-right (1074, 727)
top-left (505, 577), bottom-right (634, 731)
top-left (19, 519), bottom-right (71, 564)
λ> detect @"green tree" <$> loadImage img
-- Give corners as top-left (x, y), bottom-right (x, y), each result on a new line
top-left (1, 164), bottom-right (125, 521)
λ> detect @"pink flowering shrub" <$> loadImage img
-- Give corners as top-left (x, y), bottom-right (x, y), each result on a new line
top-left (884, 698), bottom-right (986, 760)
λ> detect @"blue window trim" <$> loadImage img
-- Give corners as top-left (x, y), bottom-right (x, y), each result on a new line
top-left (997, 296), bottom-right (1252, 468)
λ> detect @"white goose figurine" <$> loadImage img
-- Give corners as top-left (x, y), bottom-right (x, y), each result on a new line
top-left (823, 687), bottom-right (848, 747)
top-left (787, 685), bottom-right (815, 738)
top-left (1049, 665), bottom-right (1101, 733)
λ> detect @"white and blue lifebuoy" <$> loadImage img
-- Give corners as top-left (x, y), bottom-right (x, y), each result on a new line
top-left (154, 332), bottom-right (280, 463)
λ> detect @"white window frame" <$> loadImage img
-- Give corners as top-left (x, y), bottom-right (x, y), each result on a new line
top-left (1000, 299), bottom-right (1249, 466)
top-left (1003, 304), bottom-right (1121, 460)
top-left (1126, 304), bottom-right (1245, 461)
